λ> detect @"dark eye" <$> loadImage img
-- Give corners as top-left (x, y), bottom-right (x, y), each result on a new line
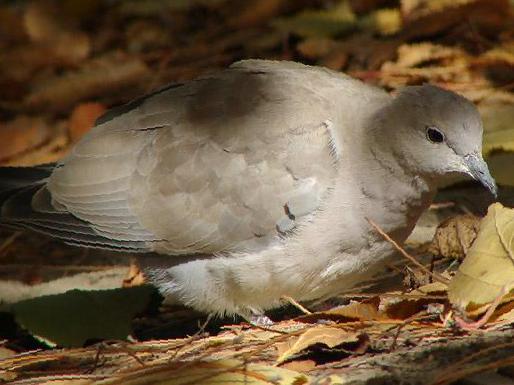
top-left (426, 126), bottom-right (444, 143)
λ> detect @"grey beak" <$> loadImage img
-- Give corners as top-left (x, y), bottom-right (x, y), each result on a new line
top-left (463, 153), bottom-right (498, 198)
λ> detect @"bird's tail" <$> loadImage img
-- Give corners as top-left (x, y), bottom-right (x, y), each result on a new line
top-left (0, 164), bottom-right (55, 217)
top-left (0, 164), bottom-right (150, 251)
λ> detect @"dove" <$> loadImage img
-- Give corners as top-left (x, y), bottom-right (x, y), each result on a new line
top-left (0, 60), bottom-right (496, 319)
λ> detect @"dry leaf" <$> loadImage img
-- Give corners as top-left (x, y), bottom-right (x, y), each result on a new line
top-left (382, 281), bottom-right (448, 319)
top-left (280, 359), bottom-right (317, 372)
top-left (149, 359), bottom-right (309, 385)
top-left (362, 8), bottom-right (402, 36)
top-left (123, 260), bottom-right (146, 287)
top-left (68, 102), bottom-right (106, 142)
top-left (473, 43), bottom-right (514, 86)
top-left (24, 1), bottom-right (90, 64)
top-left (273, 2), bottom-right (357, 38)
top-left (298, 298), bottom-right (381, 323)
top-left (277, 326), bottom-right (359, 363)
top-left (3, 122), bottom-right (68, 167)
top-left (25, 53), bottom-right (149, 113)
top-left (387, 43), bottom-right (467, 69)
top-left (429, 214), bottom-right (481, 259)
top-left (401, 0), bottom-right (510, 39)
top-left (448, 203), bottom-right (514, 309)
top-left (0, 116), bottom-right (51, 162)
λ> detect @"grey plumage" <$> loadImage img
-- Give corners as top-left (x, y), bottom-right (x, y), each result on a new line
top-left (0, 60), bottom-right (496, 317)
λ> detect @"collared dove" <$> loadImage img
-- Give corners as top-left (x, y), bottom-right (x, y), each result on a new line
top-left (0, 60), bottom-right (496, 318)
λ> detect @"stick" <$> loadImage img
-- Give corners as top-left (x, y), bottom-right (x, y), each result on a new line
top-left (366, 218), bottom-right (449, 285)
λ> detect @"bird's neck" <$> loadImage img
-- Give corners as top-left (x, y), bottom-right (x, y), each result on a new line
top-left (356, 125), bottom-right (437, 244)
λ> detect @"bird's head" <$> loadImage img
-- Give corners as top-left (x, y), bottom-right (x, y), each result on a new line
top-left (379, 84), bottom-right (497, 197)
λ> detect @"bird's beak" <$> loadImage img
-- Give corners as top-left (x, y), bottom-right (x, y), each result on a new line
top-left (463, 153), bottom-right (498, 198)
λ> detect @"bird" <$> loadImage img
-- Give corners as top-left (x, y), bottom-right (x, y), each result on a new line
top-left (0, 60), bottom-right (497, 321)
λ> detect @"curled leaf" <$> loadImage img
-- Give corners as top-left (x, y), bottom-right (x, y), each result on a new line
top-left (448, 203), bottom-right (514, 309)
top-left (277, 326), bottom-right (359, 363)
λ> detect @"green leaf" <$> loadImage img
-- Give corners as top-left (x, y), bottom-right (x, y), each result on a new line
top-left (10, 285), bottom-right (155, 347)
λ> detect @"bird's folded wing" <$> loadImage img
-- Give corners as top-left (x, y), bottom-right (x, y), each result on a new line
top-left (47, 60), bottom-right (342, 254)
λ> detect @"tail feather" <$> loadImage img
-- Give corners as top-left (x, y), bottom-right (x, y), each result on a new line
top-left (0, 165), bottom-right (149, 252)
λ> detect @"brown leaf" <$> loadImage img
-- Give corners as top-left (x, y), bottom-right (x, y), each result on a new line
top-left (473, 44), bottom-right (514, 87)
top-left (25, 53), bottom-right (149, 113)
top-left (0, 117), bottom-right (51, 163)
top-left (3, 121), bottom-right (68, 167)
top-left (382, 281), bottom-right (448, 320)
top-left (24, 1), bottom-right (90, 65)
top-left (401, 0), bottom-right (511, 40)
top-left (277, 326), bottom-right (360, 363)
top-left (230, 0), bottom-right (287, 29)
top-left (0, 7), bottom-right (27, 47)
top-left (280, 359), bottom-right (316, 372)
top-left (123, 261), bottom-right (146, 287)
top-left (68, 102), bottom-right (106, 142)
top-left (429, 214), bottom-right (481, 259)
top-left (298, 297), bottom-right (381, 323)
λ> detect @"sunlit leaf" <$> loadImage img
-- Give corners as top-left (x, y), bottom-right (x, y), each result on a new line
top-left (448, 203), bottom-right (514, 309)
top-left (273, 1), bottom-right (356, 38)
top-left (277, 326), bottom-right (359, 363)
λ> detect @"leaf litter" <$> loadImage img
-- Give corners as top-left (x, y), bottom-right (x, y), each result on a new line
top-left (0, 0), bottom-right (514, 383)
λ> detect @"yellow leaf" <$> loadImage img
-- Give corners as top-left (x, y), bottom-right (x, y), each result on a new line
top-left (105, 359), bottom-right (309, 385)
top-left (448, 203), bottom-right (514, 309)
top-left (277, 326), bottom-right (359, 363)
top-left (480, 103), bottom-right (514, 155)
top-left (272, 1), bottom-right (356, 38)
top-left (362, 8), bottom-right (402, 36)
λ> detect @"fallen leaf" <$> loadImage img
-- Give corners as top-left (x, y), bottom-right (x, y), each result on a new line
top-left (68, 102), bottom-right (106, 142)
top-left (277, 326), bottom-right (359, 363)
top-left (229, 0), bottom-right (286, 29)
top-left (280, 359), bottom-right (317, 372)
top-left (25, 52), bottom-right (149, 113)
top-left (0, 267), bottom-right (130, 304)
top-left (0, 116), bottom-right (51, 162)
top-left (448, 203), bottom-right (514, 309)
top-left (3, 121), bottom-right (68, 166)
top-left (382, 281), bottom-right (448, 319)
top-left (361, 8), bottom-right (402, 36)
top-left (480, 102), bottom-right (514, 155)
top-left (474, 44), bottom-right (514, 86)
top-left (385, 43), bottom-right (467, 69)
top-left (273, 2), bottom-right (357, 38)
top-left (141, 359), bottom-right (310, 385)
top-left (8, 285), bottom-right (155, 347)
top-left (429, 214), bottom-right (481, 259)
top-left (298, 297), bottom-right (381, 324)
top-left (0, 347), bottom-right (16, 359)
top-left (123, 260), bottom-right (146, 287)
top-left (401, 0), bottom-right (510, 39)
top-left (24, 1), bottom-right (90, 65)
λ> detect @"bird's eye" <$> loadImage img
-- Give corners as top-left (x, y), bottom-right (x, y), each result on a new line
top-left (426, 126), bottom-right (444, 143)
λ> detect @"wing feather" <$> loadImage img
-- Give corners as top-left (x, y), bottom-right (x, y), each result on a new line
top-left (43, 60), bottom-right (343, 254)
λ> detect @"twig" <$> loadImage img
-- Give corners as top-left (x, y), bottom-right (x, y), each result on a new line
top-left (454, 281), bottom-right (514, 330)
top-left (0, 231), bottom-right (21, 258)
top-left (366, 218), bottom-right (449, 285)
top-left (281, 295), bottom-right (312, 315)
top-left (389, 311), bottom-right (431, 350)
